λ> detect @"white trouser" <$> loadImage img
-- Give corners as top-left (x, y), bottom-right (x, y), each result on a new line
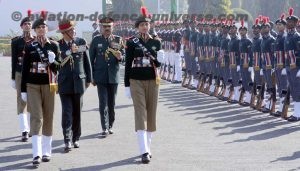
top-left (32, 135), bottom-right (42, 158)
top-left (19, 113), bottom-right (29, 133)
top-left (174, 53), bottom-right (182, 81)
top-left (293, 102), bottom-right (300, 117)
top-left (42, 135), bottom-right (52, 157)
top-left (137, 130), bottom-right (152, 155)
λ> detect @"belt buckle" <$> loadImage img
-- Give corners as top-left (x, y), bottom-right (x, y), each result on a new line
top-left (38, 63), bottom-right (46, 71)
top-left (142, 58), bottom-right (150, 65)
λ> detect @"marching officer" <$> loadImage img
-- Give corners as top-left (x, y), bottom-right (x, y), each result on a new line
top-left (89, 17), bottom-right (124, 136)
top-left (57, 19), bottom-right (92, 152)
top-left (181, 20), bottom-right (191, 87)
top-left (284, 8), bottom-right (300, 122)
top-left (21, 11), bottom-right (60, 167)
top-left (124, 6), bottom-right (163, 164)
top-left (11, 10), bottom-right (34, 142)
top-left (272, 14), bottom-right (288, 117)
top-left (238, 20), bottom-right (253, 106)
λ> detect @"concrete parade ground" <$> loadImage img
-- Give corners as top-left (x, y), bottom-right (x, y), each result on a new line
top-left (1, 57), bottom-right (300, 171)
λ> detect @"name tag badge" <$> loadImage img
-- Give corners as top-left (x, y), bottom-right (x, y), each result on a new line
top-left (97, 44), bottom-right (103, 48)
top-left (38, 63), bottom-right (46, 71)
top-left (142, 59), bottom-right (150, 65)
top-left (78, 45), bottom-right (87, 52)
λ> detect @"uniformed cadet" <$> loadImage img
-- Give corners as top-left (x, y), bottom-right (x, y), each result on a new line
top-left (250, 18), bottom-right (263, 109)
top-left (218, 21), bottom-right (231, 101)
top-left (260, 17), bottom-right (276, 114)
top-left (21, 11), bottom-right (60, 167)
top-left (196, 20), bottom-right (205, 91)
top-left (188, 19), bottom-right (199, 89)
top-left (213, 21), bottom-right (224, 96)
top-left (284, 8), bottom-right (300, 122)
top-left (228, 20), bottom-right (241, 103)
top-left (172, 23), bottom-right (183, 83)
top-left (238, 19), bottom-right (253, 106)
top-left (89, 17), bottom-right (124, 136)
top-left (200, 20), bottom-right (211, 92)
top-left (208, 19), bottom-right (219, 95)
top-left (271, 14), bottom-right (288, 117)
top-left (57, 19), bottom-right (92, 152)
top-left (11, 10), bottom-right (34, 142)
top-left (181, 20), bottom-right (192, 87)
top-left (124, 6), bottom-right (163, 164)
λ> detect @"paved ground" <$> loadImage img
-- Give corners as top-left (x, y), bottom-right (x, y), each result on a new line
top-left (1, 57), bottom-right (300, 171)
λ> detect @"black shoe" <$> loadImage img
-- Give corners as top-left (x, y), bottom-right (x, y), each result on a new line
top-left (270, 111), bottom-right (281, 117)
top-left (101, 130), bottom-right (109, 137)
top-left (141, 153), bottom-right (150, 164)
top-left (21, 132), bottom-right (29, 142)
top-left (261, 107), bottom-right (270, 113)
top-left (240, 102), bottom-right (250, 106)
top-left (42, 155), bottom-right (50, 162)
top-left (73, 141), bottom-right (80, 148)
top-left (287, 115), bottom-right (300, 122)
top-left (108, 129), bottom-right (114, 134)
top-left (229, 100), bottom-right (239, 104)
top-left (64, 142), bottom-right (72, 153)
top-left (32, 156), bottom-right (41, 167)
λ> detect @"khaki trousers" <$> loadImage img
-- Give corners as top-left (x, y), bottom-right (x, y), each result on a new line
top-left (130, 79), bottom-right (159, 132)
top-left (27, 84), bottom-right (55, 136)
top-left (15, 72), bottom-right (27, 114)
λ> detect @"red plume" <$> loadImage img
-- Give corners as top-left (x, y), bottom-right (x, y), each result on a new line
top-left (213, 18), bottom-right (217, 24)
top-left (259, 15), bottom-right (262, 22)
top-left (263, 17), bottom-right (267, 24)
top-left (41, 10), bottom-right (46, 19)
top-left (255, 18), bottom-right (259, 25)
top-left (267, 17), bottom-right (270, 23)
top-left (289, 7), bottom-right (294, 16)
top-left (27, 9), bottom-right (32, 17)
top-left (280, 13), bottom-right (285, 20)
top-left (241, 19), bottom-right (244, 27)
top-left (140, 6), bottom-right (147, 17)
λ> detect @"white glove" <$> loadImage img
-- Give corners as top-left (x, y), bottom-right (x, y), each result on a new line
top-left (195, 57), bottom-right (198, 62)
top-left (179, 49), bottom-right (184, 57)
top-left (157, 50), bottom-right (164, 63)
top-left (271, 68), bottom-right (275, 74)
top-left (11, 80), bottom-right (16, 89)
top-left (297, 70), bottom-right (300, 78)
top-left (48, 51), bottom-right (56, 63)
top-left (281, 68), bottom-right (287, 75)
top-left (248, 67), bottom-right (253, 73)
top-left (21, 92), bottom-right (27, 102)
top-left (260, 69), bottom-right (264, 76)
top-left (125, 87), bottom-right (131, 99)
top-left (237, 66), bottom-right (240, 72)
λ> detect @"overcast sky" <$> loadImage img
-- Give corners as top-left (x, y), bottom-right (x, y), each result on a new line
top-left (0, 0), bottom-right (102, 37)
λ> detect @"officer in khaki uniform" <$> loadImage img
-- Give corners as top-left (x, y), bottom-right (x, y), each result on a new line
top-left (11, 10), bottom-right (34, 142)
top-left (124, 6), bottom-right (163, 164)
top-left (21, 11), bottom-right (60, 167)
top-left (89, 17), bottom-right (124, 136)
top-left (57, 19), bottom-right (92, 152)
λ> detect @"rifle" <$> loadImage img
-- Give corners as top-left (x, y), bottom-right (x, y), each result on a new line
top-left (255, 83), bottom-right (265, 111)
top-left (249, 82), bottom-right (257, 108)
top-left (281, 87), bottom-right (290, 119)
